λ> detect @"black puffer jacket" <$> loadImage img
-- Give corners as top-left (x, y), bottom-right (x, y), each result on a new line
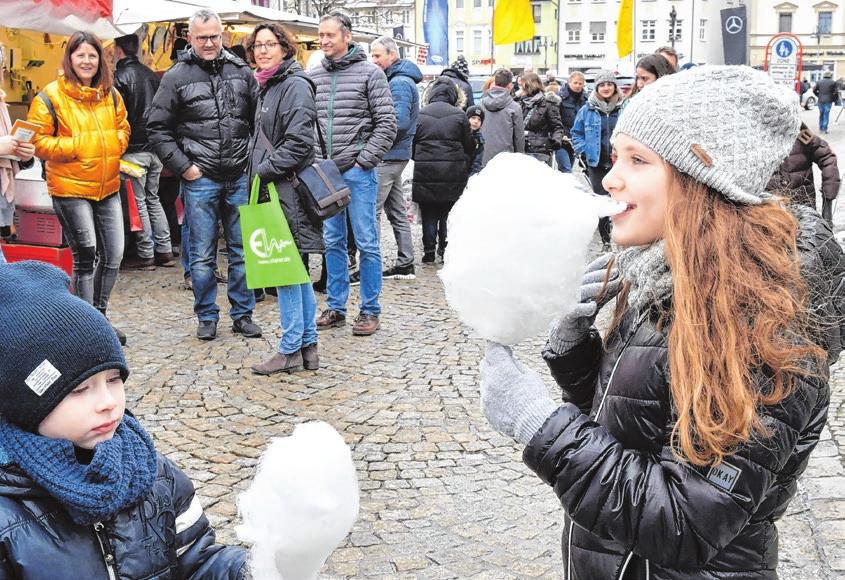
top-left (522, 91), bottom-right (565, 154)
top-left (527, 208), bottom-right (844, 579)
top-left (0, 452), bottom-right (247, 579)
top-left (147, 47), bottom-right (256, 180)
top-left (113, 55), bottom-right (160, 154)
top-left (813, 77), bottom-right (840, 105)
top-left (249, 59), bottom-right (322, 254)
top-left (768, 125), bottom-right (840, 208)
top-left (559, 84), bottom-right (586, 138)
top-left (308, 44), bottom-right (396, 170)
top-left (412, 79), bottom-right (474, 205)
top-left (440, 68), bottom-right (474, 110)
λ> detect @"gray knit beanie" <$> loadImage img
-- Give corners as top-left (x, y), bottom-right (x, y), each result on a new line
top-left (613, 65), bottom-right (800, 205)
top-left (593, 70), bottom-right (617, 88)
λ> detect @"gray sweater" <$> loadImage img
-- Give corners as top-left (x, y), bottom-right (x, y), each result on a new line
top-left (308, 44), bottom-right (397, 169)
top-left (480, 87), bottom-right (525, 166)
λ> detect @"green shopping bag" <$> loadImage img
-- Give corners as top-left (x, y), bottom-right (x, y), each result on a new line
top-left (239, 176), bottom-right (310, 289)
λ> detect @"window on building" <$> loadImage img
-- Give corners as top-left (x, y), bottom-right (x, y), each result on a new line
top-left (670, 19), bottom-right (682, 42)
top-left (488, 0), bottom-right (493, 7)
top-left (532, 3), bottom-right (541, 23)
top-left (699, 18), bottom-right (707, 40)
top-left (590, 21), bottom-right (606, 42)
top-left (456, 0), bottom-right (463, 8)
top-left (778, 12), bottom-right (792, 33)
top-left (473, 0), bottom-right (481, 7)
top-left (819, 11), bottom-right (833, 34)
top-left (473, 29), bottom-right (483, 53)
top-left (641, 19), bottom-right (655, 41)
top-left (568, 0), bottom-right (581, 3)
top-left (566, 22), bottom-right (581, 42)
top-left (456, 30), bottom-right (464, 52)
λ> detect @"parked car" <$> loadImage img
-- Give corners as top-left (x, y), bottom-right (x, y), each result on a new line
top-left (802, 90), bottom-right (817, 110)
top-left (468, 75), bottom-right (489, 103)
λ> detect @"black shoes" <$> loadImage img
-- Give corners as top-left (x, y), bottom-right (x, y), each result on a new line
top-left (197, 320), bottom-right (217, 340)
top-left (422, 253), bottom-right (435, 263)
top-left (232, 316), bottom-right (262, 338)
top-left (349, 270), bottom-right (361, 286)
top-left (383, 264), bottom-right (416, 280)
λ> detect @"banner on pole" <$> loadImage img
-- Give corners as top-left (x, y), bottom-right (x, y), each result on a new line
top-left (423, 0), bottom-right (449, 66)
top-left (720, 6), bottom-right (748, 65)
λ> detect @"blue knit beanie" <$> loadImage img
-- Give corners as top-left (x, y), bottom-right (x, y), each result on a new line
top-left (0, 261), bottom-right (128, 432)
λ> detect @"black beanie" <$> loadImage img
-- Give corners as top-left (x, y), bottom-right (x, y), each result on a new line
top-left (466, 105), bottom-right (485, 123)
top-left (0, 261), bottom-right (128, 432)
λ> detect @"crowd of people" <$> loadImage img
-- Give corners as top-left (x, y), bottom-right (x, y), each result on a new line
top-left (0, 7), bottom-right (843, 579)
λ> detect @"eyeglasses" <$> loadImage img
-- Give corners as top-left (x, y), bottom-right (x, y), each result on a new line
top-left (251, 41), bottom-right (280, 52)
top-left (195, 34), bottom-right (222, 45)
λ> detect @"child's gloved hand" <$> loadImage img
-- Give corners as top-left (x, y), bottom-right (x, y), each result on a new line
top-left (480, 342), bottom-right (558, 445)
top-left (548, 253), bottom-right (621, 354)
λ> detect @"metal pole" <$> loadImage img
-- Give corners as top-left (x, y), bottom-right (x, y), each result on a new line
top-left (669, 5), bottom-right (677, 49)
top-left (689, 0), bottom-right (694, 63)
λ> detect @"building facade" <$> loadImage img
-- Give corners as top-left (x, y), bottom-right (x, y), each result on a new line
top-left (558, 0), bottom-right (731, 74)
top-left (748, 0), bottom-right (844, 81)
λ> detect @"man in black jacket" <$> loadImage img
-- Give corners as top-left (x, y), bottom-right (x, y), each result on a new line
top-left (147, 9), bottom-right (261, 341)
top-left (556, 71), bottom-right (586, 173)
top-left (113, 33), bottom-right (175, 271)
top-left (813, 70), bottom-right (839, 134)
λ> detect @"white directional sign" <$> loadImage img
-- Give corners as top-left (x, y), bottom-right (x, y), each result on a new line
top-left (767, 34), bottom-right (801, 88)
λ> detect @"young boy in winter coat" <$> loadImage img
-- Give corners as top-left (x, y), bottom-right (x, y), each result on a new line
top-left (466, 105), bottom-right (485, 176)
top-left (0, 261), bottom-right (247, 579)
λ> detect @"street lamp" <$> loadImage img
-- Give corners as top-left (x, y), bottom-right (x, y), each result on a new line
top-left (669, 5), bottom-right (678, 49)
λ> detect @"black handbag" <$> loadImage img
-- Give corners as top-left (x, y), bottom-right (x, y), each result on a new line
top-left (257, 120), bottom-right (351, 222)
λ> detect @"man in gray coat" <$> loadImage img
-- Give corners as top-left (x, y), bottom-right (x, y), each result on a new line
top-left (309, 13), bottom-right (397, 336)
top-left (480, 68), bottom-right (525, 167)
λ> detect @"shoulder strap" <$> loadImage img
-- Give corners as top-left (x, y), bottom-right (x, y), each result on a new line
top-left (37, 91), bottom-right (58, 137)
top-left (110, 87), bottom-right (118, 110)
top-left (290, 71), bottom-right (327, 158)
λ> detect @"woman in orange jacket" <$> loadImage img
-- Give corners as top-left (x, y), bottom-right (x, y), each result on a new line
top-left (27, 31), bottom-right (130, 343)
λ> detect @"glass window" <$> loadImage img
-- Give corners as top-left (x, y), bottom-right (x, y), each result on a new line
top-left (641, 19), bottom-right (655, 41)
top-left (473, 0), bottom-right (481, 8)
top-left (473, 29), bottom-right (482, 53)
top-left (590, 21), bottom-right (606, 42)
top-left (819, 11), bottom-right (833, 34)
top-left (456, 0), bottom-right (464, 8)
top-left (566, 22), bottom-right (581, 42)
top-left (670, 19), bottom-right (682, 42)
top-left (456, 30), bottom-right (464, 52)
top-left (532, 3), bottom-right (541, 23)
top-left (778, 12), bottom-right (792, 33)
top-left (699, 18), bottom-right (707, 40)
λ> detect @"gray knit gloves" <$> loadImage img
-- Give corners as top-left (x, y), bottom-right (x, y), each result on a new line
top-left (480, 343), bottom-right (559, 445)
top-left (548, 253), bottom-right (621, 354)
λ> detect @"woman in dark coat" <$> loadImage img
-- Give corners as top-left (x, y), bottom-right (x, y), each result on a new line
top-left (520, 72), bottom-right (565, 165)
top-left (479, 67), bottom-right (845, 579)
top-left (412, 77), bottom-right (474, 263)
top-left (247, 23), bottom-right (321, 375)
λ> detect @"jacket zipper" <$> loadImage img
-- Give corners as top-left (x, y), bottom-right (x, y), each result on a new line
top-left (91, 98), bottom-right (108, 200)
top-left (326, 72), bottom-right (337, 158)
top-left (93, 521), bottom-right (118, 580)
top-left (565, 310), bottom-right (651, 580)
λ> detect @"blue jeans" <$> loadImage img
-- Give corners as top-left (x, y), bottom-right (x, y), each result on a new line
top-left (180, 215), bottom-right (190, 273)
top-left (819, 102), bottom-right (832, 132)
top-left (555, 147), bottom-right (573, 173)
top-left (323, 165), bottom-right (382, 316)
top-left (181, 174), bottom-right (253, 322)
top-left (52, 193), bottom-right (125, 313)
top-left (277, 281), bottom-right (318, 354)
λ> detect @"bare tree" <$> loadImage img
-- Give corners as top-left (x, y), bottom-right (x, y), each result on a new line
top-left (309, 0), bottom-right (345, 17)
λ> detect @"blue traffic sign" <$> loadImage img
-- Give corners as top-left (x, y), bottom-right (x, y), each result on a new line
top-left (775, 39), bottom-right (794, 58)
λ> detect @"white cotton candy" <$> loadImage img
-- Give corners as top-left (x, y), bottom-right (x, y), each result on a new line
top-left (236, 421), bottom-right (359, 580)
top-left (439, 153), bottom-right (625, 346)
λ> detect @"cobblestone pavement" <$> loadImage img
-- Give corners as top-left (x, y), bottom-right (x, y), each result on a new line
top-left (108, 109), bottom-right (844, 579)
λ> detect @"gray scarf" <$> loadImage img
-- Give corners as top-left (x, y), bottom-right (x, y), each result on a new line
top-left (615, 240), bottom-right (673, 313)
top-left (588, 90), bottom-right (621, 115)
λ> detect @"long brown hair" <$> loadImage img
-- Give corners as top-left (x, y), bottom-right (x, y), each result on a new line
top-left (61, 31), bottom-right (112, 91)
top-left (245, 22), bottom-right (298, 65)
top-left (608, 169), bottom-right (824, 466)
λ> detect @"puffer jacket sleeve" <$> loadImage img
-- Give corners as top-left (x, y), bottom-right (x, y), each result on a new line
top-left (113, 91), bottom-right (130, 155)
top-left (392, 77), bottom-right (415, 145)
top-left (810, 136), bottom-right (841, 200)
top-left (542, 329), bottom-right (602, 413)
top-left (27, 94), bottom-right (74, 162)
top-left (357, 67), bottom-right (397, 170)
top-left (523, 368), bottom-right (828, 569)
top-left (257, 78), bottom-right (317, 181)
top-left (512, 103), bottom-right (525, 153)
top-left (147, 71), bottom-right (193, 177)
top-left (546, 100), bottom-right (565, 149)
top-left (166, 458), bottom-right (247, 579)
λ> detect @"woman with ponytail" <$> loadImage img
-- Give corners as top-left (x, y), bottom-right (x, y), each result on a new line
top-left (480, 66), bottom-right (845, 578)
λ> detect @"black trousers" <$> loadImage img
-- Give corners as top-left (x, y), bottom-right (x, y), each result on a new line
top-left (586, 165), bottom-right (612, 244)
top-left (419, 202), bottom-right (453, 256)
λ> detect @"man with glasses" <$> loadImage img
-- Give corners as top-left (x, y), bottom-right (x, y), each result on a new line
top-left (309, 13), bottom-right (397, 336)
top-left (148, 9), bottom-right (261, 341)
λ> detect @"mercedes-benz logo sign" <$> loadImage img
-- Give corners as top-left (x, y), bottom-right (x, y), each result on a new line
top-left (725, 15), bottom-right (743, 35)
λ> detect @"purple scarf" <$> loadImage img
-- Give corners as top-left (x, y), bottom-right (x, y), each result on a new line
top-left (255, 63), bottom-right (282, 88)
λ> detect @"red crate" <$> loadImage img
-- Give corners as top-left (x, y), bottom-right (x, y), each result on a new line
top-left (1, 242), bottom-right (73, 277)
top-left (13, 208), bottom-right (64, 247)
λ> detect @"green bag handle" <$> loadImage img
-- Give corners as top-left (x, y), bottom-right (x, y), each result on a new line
top-left (250, 175), bottom-right (280, 207)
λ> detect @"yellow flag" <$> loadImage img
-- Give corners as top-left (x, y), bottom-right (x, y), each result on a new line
top-left (493, 0), bottom-right (536, 45)
top-left (617, 0), bottom-right (634, 58)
